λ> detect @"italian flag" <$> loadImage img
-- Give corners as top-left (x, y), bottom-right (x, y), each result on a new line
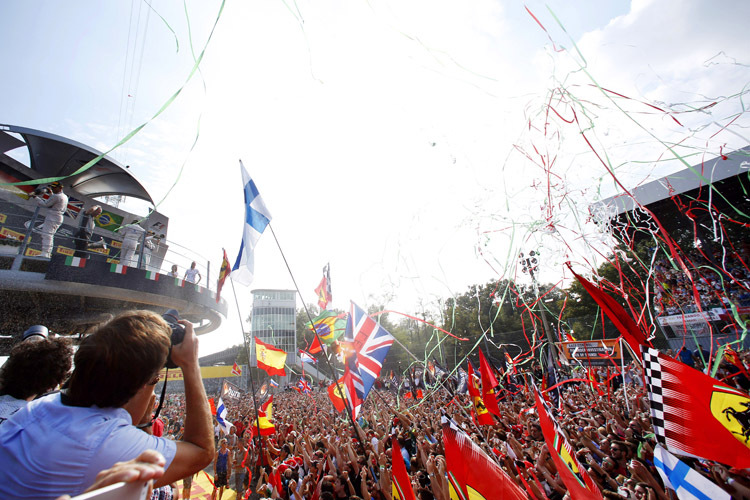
top-left (145, 271), bottom-right (159, 281)
top-left (174, 278), bottom-right (184, 287)
top-left (64, 256), bottom-right (86, 268)
top-left (110, 263), bottom-right (127, 274)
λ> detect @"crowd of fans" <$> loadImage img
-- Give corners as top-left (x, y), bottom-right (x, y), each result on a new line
top-left (148, 347), bottom-right (750, 500)
top-left (2, 309), bottom-right (750, 500)
top-left (653, 250), bottom-right (750, 315)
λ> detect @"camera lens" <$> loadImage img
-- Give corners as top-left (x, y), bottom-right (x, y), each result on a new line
top-left (163, 309), bottom-right (186, 369)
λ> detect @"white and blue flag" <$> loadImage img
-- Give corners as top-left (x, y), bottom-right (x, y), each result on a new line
top-left (653, 445), bottom-right (730, 500)
top-left (215, 397), bottom-right (234, 435)
top-left (232, 160), bottom-right (272, 286)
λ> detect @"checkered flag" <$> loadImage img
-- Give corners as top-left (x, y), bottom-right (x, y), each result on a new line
top-left (642, 347), bottom-right (666, 446)
top-left (639, 346), bottom-right (750, 468)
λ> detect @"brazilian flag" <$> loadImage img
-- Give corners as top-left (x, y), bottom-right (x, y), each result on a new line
top-left (306, 310), bottom-right (346, 344)
top-left (95, 211), bottom-right (124, 232)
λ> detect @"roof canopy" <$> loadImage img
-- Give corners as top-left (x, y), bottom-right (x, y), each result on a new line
top-left (0, 124), bottom-right (154, 204)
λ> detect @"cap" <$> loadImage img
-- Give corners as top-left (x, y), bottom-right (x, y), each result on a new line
top-left (49, 181), bottom-right (62, 189)
top-left (23, 325), bottom-right (49, 341)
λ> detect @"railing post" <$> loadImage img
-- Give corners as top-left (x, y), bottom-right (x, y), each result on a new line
top-left (206, 259), bottom-right (211, 291)
top-left (12, 207), bottom-right (39, 271)
top-left (136, 229), bottom-right (146, 269)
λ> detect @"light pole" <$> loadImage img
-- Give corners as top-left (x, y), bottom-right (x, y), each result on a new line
top-left (519, 250), bottom-right (557, 361)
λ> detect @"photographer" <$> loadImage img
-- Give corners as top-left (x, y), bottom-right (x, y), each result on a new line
top-left (0, 310), bottom-right (214, 499)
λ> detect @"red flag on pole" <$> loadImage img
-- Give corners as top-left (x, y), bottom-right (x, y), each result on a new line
top-left (467, 363), bottom-right (494, 426)
top-left (568, 266), bottom-right (651, 354)
top-left (479, 350), bottom-right (502, 418)
top-left (391, 437), bottom-right (416, 500)
top-left (307, 335), bottom-right (323, 354)
top-left (327, 377), bottom-right (348, 413)
top-left (442, 416), bottom-right (527, 500)
top-left (533, 384), bottom-right (602, 499)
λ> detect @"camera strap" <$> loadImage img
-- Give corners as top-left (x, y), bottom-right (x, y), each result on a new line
top-left (150, 368), bottom-right (169, 424)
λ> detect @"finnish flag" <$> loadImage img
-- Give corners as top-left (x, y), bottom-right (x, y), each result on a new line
top-left (215, 397), bottom-right (234, 435)
top-left (232, 160), bottom-right (272, 286)
top-left (653, 445), bottom-right (730, 500)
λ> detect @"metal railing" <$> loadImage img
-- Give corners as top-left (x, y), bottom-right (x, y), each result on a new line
top-left (0, 194), bottom-right (219, 293)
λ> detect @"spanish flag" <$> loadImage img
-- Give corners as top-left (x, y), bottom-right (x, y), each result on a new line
top-left (252, 396), bottom-right (276, 436)
top-left (255, 337), bottom-right (287, 376)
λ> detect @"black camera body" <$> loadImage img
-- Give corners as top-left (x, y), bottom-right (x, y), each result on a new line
top-left (162, 309), bottom-right (186, 369)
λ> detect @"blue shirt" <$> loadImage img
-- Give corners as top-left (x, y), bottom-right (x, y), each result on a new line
top-left (0, 393), bottom-right (177, 500)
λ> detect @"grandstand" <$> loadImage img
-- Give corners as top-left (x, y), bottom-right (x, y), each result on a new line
top-left (592, 147), bottom-right (750, 351)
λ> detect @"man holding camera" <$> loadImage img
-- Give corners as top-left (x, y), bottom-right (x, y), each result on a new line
top-left (0, 310), bottom-right (215, 499)
top-left (29, 181), bottom-right (68, 258)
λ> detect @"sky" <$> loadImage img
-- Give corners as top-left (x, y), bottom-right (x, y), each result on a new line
top-left (1, 0), bottom-right (748, 355)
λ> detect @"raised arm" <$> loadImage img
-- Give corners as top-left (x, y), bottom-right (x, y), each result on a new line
top-left (157, 321), bottom-right (214, 487)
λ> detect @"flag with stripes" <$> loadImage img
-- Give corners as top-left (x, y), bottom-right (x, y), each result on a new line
top-left (109, 263), bottom-right (127, 274)
top-left (64, 256), bottom-right (86, 268)
top-left (653, 444), bottom-right (730, 500)
top-left (145, 271), bottom-right (159, 281)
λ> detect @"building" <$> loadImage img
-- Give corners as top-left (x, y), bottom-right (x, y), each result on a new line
top-left (250, 289), bottom-right (297, 370)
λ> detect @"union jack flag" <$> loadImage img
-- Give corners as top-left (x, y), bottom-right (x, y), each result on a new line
top-left (343, 349), bottom-right (365, 418)
top-left (296, 378), bottom-right (312, 394)
top-left (344, 302), bottom-right (394, 416)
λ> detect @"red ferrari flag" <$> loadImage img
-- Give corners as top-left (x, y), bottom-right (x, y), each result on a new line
top-left (478, 350), bottom-right (501, 418)
top-left (642, 347), bottom-right (750, 468)
top-left (533, 384), bottom-right (602, 499)
top-left (569, 266), bottom-right (651, 354)
top-left (467, 363), bottom-right (494, 426)
top-left (231, 362), bottom-right (242, 376)
top-left (391, 437), bottom-right (416, 500)
top-left (216, 249), bottom-right (231, 303)
top-left (442, 416), bottom-right (527, 500)
top-left (327, 377), bottom-right (348, 413)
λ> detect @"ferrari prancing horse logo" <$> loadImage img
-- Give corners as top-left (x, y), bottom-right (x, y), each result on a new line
top-left (711, 385), bottom-right (750, 447)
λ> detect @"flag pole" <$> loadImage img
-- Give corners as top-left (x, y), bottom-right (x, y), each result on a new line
top-left (620, 337), bottom-right (630, 418)
top-left (266, 223), bottom-right (367, 456)
top-left (228, 276), bottom-right (264, 469)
